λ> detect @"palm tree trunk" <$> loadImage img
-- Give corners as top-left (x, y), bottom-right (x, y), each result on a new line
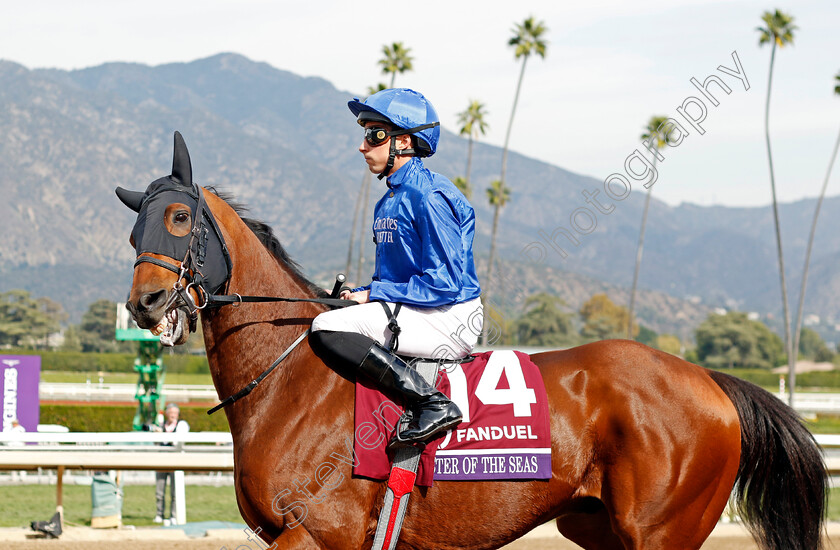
top-left (501, 56), bottom-right (529, 187)
top-left (627, 157), bottom-right (658, 338)
top-left (764, 43), bottom-right (795, 405)
top-left (486, 202), bottom-right (502, 288)
top-left (390, 72), bottom-right (396, 88)
top-left (345, 172), bottom-right (366, 278)
top-left (485, 55), bottom-right (529, 338)
top-left (792, 125), bottom-right (840, 371)
top-left (466, 135), bottom-right (474, 186)
top-left (356, 171), bottom-right (372, 282)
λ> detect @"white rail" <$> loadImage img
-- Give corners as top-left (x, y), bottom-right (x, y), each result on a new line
top-left (0, 431), bottom-right (234, 526)
top-left (0, 432), bottom-right (231, 445)
top-left (39, 382), bottom-right (219, 403)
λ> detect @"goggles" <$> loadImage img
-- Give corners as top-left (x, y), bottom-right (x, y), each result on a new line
top-left (364, 126), bottom-right (393, 147)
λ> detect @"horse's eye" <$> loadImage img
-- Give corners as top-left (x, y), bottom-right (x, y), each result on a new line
top-left (164, 203), bottom-right (193, 237)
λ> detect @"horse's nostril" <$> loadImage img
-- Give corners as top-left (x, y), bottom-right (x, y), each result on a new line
top-left (138, 289), bottom-right (167, 312)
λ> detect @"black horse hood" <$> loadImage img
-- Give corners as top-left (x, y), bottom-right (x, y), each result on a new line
top-left (116, 132), bottom-right (231, 294)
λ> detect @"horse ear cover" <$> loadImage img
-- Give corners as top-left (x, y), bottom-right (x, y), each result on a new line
top-left (115, 187), bottom-right (145, 212)
top-left (171, 131), bottom-right (193, 187)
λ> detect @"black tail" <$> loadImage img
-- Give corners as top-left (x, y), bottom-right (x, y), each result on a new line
top-left (708, 370), bottom-right (827, 550)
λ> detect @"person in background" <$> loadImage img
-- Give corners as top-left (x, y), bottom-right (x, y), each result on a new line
top-left (8, 419), bottom-right (27, 480)
top-left (154, 403), bottom-right (189, 525)
top-left (8, 418), bottom-right (26, 445)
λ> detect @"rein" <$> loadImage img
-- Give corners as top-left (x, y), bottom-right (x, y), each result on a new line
top-left (206, 328), bottom-right (311, 415)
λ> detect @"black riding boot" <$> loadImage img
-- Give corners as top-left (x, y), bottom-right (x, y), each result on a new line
top-left (358, 343), bottom-right (462, 447)
top-left (359, 343), bottom-right (462, 447)
top-left (310, 331), bottom-right (462, 447)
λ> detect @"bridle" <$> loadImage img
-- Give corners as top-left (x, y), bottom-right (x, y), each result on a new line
top-left (134, 185), bottom-right (352, 330)
top-left (132, 184), bottom-right (354, 415)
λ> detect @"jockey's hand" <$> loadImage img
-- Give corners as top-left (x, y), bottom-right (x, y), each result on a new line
top-left (341, 289), bottom-right (370, 304)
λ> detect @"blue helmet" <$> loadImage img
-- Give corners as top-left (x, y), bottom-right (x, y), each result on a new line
top-left (348, 88), bottom-right (440, 157)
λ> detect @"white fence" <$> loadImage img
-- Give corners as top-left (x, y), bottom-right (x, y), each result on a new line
top-left (0, 431), bottom-right (233, 525)
top-left (39, 382), bottom-right (219, 403)
top-left (2, 431), bottom-right (839, 526)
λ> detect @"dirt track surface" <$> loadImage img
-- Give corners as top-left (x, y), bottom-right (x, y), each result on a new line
top-left (5, 536), bottom-right (839, 549)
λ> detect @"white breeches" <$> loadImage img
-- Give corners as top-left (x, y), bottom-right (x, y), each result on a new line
top-left (311, 297), bottom-right (483, 359)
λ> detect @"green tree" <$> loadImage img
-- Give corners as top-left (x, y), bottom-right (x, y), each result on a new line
top-left (36, 297), bottom-right (66, 348)
top-left (452, 176), bottom-right (472, 200)
top-left (378, 42), bottom-right (414, 88)
top-left (792, 70), bottom-right (840, 378)
top-left (488, 17), bottom-right (547, 289)
top-left (798, 327), bottom-right (834, 362)
top-left (579, 294), bottom-right (636, 341)
top-left (695, 312), bottom-right (785, 369)
top-left (0, 290), bottom-right (54, 348)
top-left (627, 115), bottom-right (670, 338)
top-left (367, 82), bottom-right (388, 95)
top-left (757, 9), bottom-right (797, 400)
top-left (635, 324), bottom-right (658, 347)
top-left (78, 299), bottom-right (122, 353)
top-left (60, 325), bottom-right (83, 352)
top-left (513, 293), bottom-right (577, 347)
top-left (457, 99), bottom-right (489, 191)
top-left (656, 334), bottom-right (682, 356)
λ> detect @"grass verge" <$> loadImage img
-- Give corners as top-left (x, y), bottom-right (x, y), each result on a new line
top-left (0, 484), bottom-right (241, 528)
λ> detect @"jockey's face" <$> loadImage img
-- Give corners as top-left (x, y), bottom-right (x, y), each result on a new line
top-left (359, 121), bottom-right (411, 176)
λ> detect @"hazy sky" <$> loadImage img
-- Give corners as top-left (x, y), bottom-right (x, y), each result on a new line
top-left (2, 0), bottom-right (838, 207)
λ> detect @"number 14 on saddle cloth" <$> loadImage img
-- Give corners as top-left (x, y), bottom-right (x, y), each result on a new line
top-left (354, 350), bottom-right (551, 486)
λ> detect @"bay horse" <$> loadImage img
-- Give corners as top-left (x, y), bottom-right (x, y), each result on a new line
top-left (118, 133), bottom-right (826, 549)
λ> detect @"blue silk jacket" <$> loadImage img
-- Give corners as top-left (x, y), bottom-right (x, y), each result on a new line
top-left (354, 157), bottom-right (482, 307)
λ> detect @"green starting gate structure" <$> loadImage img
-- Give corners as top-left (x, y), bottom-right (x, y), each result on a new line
top-left (116, 304), bottom-right (164, 430)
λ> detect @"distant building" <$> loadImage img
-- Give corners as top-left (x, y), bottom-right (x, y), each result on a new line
top-left (804, 314), bottom-right (821, 327)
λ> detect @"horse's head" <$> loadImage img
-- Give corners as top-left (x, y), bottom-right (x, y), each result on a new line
top-left (116, 132), bottom-right (231, 346)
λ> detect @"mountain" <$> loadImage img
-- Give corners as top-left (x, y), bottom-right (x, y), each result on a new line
top-left (1, 53), bottom-right (838, 340)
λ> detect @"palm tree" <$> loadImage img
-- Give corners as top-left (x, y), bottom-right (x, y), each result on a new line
top-left (792, 71), bottom-right (840, 375)
top-left (457, 100), bottom-right (489, 189)
top-left (355, 47), bottom-right (414, 283)
top-left (485, 179), bottom-right (511, 287)
top-left (452, 176), bottom-right (472, 200)
top-left (627, 115), bottom-right (669, 339)
top-left (378, 42), bottom-right (414, 88)
top-left (757, 9), bottom-right (797, 405)
top-left (500, 17), bottom-right (548, 189)
top-left (367, 83), bottom-right (388, 95)
top-left (345, 173), bottom-right (366, 278)
top-left (356, 170), bottom-right (372, 282)
top-left (486, 16), bottom-right (547, 293)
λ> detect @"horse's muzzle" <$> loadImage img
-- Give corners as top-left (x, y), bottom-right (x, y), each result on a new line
top-left (128, 289), bottom-right (168, 329)
top-left (127, 291), bottom-right (191, 347)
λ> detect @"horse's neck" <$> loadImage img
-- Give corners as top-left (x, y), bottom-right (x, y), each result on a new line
top-left (199, 215), bottom-right (345, 439)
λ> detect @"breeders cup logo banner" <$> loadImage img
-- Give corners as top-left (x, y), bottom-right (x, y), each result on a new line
top-left (1, 356), bottom-right (40, 432)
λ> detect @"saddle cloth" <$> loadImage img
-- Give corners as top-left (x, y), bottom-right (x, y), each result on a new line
top-left (353, 350), bottom-right (551, 486)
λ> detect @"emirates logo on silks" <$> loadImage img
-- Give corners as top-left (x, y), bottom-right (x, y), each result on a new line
top-left (373, 216), bottom-right (398, 244)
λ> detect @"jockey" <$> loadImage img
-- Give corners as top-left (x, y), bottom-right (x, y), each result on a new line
top-left (310, 88), bottom-right (482, 448)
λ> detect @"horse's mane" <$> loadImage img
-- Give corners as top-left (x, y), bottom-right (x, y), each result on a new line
top-left (207, 187), bottom-right (329, 298)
